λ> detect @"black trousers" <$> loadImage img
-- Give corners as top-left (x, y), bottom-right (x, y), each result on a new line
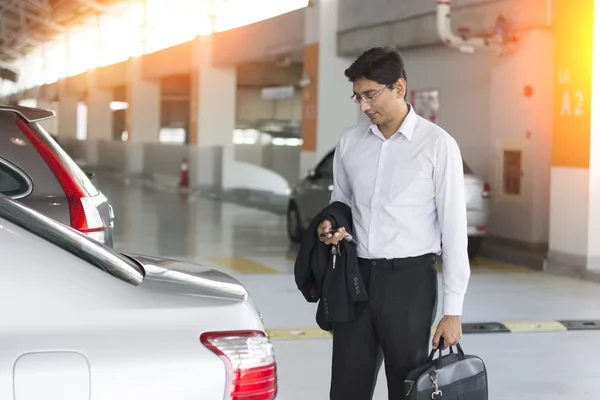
top-left (329, 254), bottom-right (438, 400)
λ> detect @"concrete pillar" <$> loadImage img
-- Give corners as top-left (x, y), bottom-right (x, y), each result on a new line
top-left (299, 0), bottom-right (363, 178)
top-left (57, 79), bottom-right (78, 140)
top-left (86, 69), bottom-right (113, 141)
top-left (488, 30), bottom-right (553, 246)
top-left (125, 56), bottom-right (161, 175)
top-left (546, 0), bottom-right (600, 279)
top-left (189, 35), bottom-right (237, 147)
top-left (84, 69), bottom-right (113, 167)
top-left (189, 35), bottom-right (237, 191)
top-left (126, 56), bottom-right (161, 144)
top-left (546, 0), bottom-right (600, 280)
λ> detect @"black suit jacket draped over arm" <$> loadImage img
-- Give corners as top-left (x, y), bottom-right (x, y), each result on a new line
top-left (294, 201), bottom-right (368, 331)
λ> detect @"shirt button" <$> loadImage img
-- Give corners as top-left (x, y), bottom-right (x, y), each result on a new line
top-left (379, 165), bottom-right (383, 169)
top-left (375, 187), bottom-right (379, 192)
top-left (384, 143), bottom-right (388, 147)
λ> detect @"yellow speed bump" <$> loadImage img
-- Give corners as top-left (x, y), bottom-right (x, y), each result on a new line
top-left (266, 327), bottom-right (332, 340)
top-left (501, 320), bottom-right (568, 333)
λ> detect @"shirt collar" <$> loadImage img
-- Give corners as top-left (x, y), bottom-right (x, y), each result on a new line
top-left (369, 103), bottom-right (418, 141)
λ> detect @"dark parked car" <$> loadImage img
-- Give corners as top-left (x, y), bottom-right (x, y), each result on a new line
top-left (0, 104), bottom-right (115, 246)
top-left (286, 148), bottom-right (491, 258)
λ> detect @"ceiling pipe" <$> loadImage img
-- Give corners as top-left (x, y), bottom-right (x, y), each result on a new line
top-left (436, 0), bottom-right (504, 53)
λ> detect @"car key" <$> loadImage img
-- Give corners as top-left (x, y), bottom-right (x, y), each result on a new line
top-left (331, 244), bottom-right (338, 269)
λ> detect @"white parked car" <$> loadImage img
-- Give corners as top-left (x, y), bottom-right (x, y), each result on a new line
top-left (287, 148), bottom-right (491, 258)
top-left (0, 195), bottom-right (277, 400)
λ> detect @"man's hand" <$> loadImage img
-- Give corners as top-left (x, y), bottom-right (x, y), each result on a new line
top-left (432, 315), bottom-right (462, 349)
top-left (317, 219), bottom-right (345, 245)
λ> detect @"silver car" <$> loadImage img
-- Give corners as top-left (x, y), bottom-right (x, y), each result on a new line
top-left (286, 148), bottom-right (491, 258)
top-left (0, 195), bottom-right (277, 400)
top-left (0, 104), bottom-right (115, 246)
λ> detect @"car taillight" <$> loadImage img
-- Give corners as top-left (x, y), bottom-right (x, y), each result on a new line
top-left (15, 118), bottom-right (105, 243)
top-left (482, 182), bottom-right (491, 198)
top-left (201, 330), bottom-right (277, 400)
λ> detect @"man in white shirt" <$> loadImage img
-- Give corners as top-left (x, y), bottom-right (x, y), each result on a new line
top-left (318, 45), bottom-right (471, 399)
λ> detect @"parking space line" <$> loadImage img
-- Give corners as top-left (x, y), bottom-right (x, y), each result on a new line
top-left (210, 257), bottom-right (280, 274)
top-left (266, 327), bottom-right (333, 340)
top-left (266, 320), bottom-right (600, 340)
top-left (471, 257), bottom-right (531, 273)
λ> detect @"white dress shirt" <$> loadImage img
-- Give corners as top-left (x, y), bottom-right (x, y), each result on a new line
top-left (330, 105), bottom-right (470, 316)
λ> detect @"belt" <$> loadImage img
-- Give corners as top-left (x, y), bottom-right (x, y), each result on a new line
top-left (358, 253), bottom-right (436, 269)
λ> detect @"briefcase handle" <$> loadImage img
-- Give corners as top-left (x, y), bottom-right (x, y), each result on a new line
top-left (428, 338), bottom-right (466, 369)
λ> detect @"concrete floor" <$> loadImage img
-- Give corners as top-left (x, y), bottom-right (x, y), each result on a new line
top-left (96, 174), bottom-right (600, 400)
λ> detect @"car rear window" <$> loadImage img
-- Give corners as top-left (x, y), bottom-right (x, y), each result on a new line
top-left (0, 160), bottom-right (31, 198)
top-left (463, 160), bottom-right (473, 175)
top-left (26, 122), bottom-right (99, 197)
top-left (0, 195), bottom-right (144, 285)
top-left (316, 151), bottom-right (335, 177)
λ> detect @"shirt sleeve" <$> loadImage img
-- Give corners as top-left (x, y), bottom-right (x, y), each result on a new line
top-left (433, 134), bottom-right (471, 316)
top-left (330, 139), bottom-right (352, 207)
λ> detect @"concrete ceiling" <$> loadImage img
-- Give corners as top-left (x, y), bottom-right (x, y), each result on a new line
top-left (0, 0), bottom-right (121, 67)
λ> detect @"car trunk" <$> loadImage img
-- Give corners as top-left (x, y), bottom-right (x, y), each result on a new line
top-left (464, 174), bottom-right (485, 210)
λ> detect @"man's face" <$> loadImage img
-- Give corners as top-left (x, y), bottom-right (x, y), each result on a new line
top-left (352, 78), bottom-right (404, 125)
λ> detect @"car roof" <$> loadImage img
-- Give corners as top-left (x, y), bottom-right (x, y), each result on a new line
top-left (0, 104), bottom-right (55, 122)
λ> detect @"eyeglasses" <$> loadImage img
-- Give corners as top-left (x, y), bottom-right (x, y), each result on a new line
top-left (351, 84), bottom-right (393, 104)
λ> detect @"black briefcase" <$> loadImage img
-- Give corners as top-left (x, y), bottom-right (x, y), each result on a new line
top-left (404, 340), bottom-right (488, 399)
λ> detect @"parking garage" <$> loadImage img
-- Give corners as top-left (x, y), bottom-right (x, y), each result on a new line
top-left (1, 0), bottom-right (600, 399)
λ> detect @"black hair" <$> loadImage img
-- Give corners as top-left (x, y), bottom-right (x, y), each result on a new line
top-left (344, 45), bottom-right (407, 85)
